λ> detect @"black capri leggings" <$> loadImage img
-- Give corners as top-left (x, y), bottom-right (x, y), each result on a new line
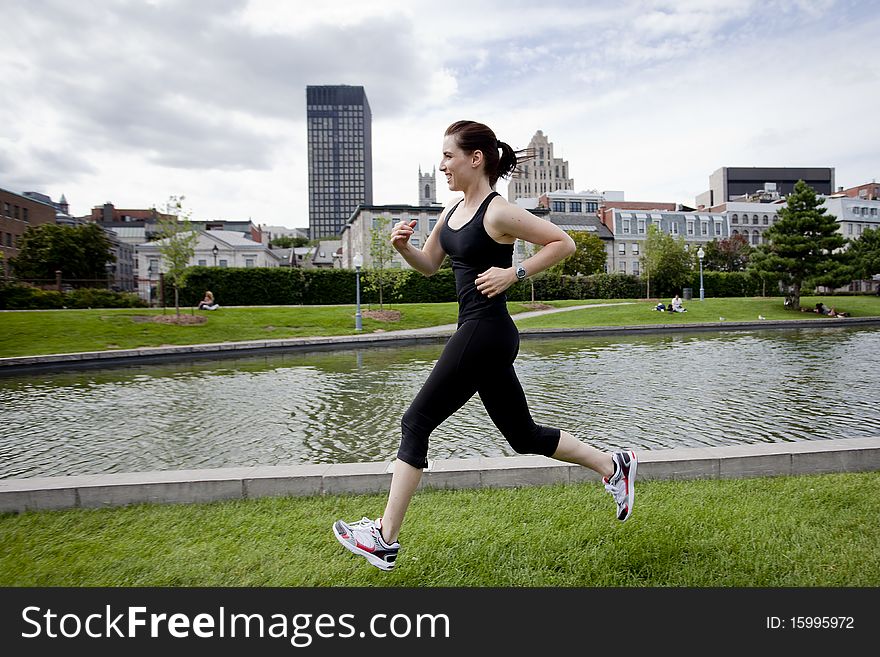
top-left (397, 314), bottom-right (561, 469)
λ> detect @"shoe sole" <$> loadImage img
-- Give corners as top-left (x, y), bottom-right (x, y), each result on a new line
top-left (620, 450), bottom-right (637, 522)
top-left (333, 523), bottom-right (396, 571)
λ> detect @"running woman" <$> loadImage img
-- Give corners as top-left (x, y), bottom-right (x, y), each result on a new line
top-left (333, 120), bottom-right (637, 571)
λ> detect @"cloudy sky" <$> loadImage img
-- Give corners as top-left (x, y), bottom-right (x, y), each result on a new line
top-left (2, 0), bottom-right (878, 229)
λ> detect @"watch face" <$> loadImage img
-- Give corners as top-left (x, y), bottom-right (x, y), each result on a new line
top-left (516, 266), bottom-right (526, 280)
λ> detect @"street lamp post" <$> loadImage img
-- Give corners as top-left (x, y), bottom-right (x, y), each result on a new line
top-left (146, 263), bottom-right (154, 306)
top-left (697, 246), bottom-right (705, 302)
top-left (353, 253), bottom-right (363, 331)
top-left (212, 244), bottom-right (218, 267)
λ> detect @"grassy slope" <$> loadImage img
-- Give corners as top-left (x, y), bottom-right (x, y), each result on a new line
top-left (3, 296), bottom-right (879, 358)
top-left (1, 472), bottom-right (878, 587)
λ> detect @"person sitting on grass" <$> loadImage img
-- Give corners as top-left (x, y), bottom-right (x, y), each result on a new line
top-left (670, 294), bottom-right (686, 313)
top-left (197, 290), bottom-right (220, 311)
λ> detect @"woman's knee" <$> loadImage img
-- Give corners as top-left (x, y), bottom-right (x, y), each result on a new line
top-left (503, 425), bottom-right (560, 457)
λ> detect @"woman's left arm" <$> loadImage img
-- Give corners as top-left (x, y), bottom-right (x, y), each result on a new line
top-left (475, 201), bottom-right (576, 298)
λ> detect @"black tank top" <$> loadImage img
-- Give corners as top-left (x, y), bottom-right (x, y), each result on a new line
top-left (439, 191), bottom-right (513, 324)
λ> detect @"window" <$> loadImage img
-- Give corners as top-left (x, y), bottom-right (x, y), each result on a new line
top-left (752, 214), bottom-right (759, 225)
top-left (23, 208), bottom-right (29, 222)
top-left (569, 201), bottom-right (582, 213)
top-left (763, 215), bottom-right (769, 225)
top-left (245, 258), bottom-right (255, 268)
top-left (701, 222), bottom-right (708, 236)
top-left (732, 229), bottom-right (739, 236)
top-left (731, 214), bottom-right (738, 224)
top-left (219, 259), bottom-right (228, 267)
top-left (671, 223), bottom-right (679, 235)
top-left (872, 208), bottom-right (878, 216)
top-left (552, 201), bottom-right (566, 212)
top-left (751, 232), bottom-right (759, 245)
top-left (632, 243), bottom-right (639, 255)
top-left (852, 207), bottom-right (860, 215)
top-left (632, 261), bottom-right (639, 275)
top-left (638, 219), bottom-right (646, 234)
top-left (618, 243), bottom-right (626, 255)
top-left (198, 259), bottom-right (207, 266)
top-left (622, 219), bottom-right (631, 234)
top-left (618, 261), bottom-right (626, 273)
top-left (687, 221), bottom-right (694, 236)
top-left (862, 208), bottom-right (868, 216)
top-left (714, 222), bottom-right (721, 236)
top-left (848, 223), bottom-right (853, 235)
top-left (410, 237), bottom-right (420, 247)
top-left (429, 217), bottom-right (438, 231)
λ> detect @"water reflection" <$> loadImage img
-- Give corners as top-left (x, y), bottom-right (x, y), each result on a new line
top-left (2, 327), bottom-right (879, 478)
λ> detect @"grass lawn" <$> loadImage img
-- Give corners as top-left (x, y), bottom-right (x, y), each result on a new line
top-left (516, 295), bottom-right (880, 329)
top-left (1, 471), bottom-right (877, 587)
top-left (2, 296), bottom-right (879, 358)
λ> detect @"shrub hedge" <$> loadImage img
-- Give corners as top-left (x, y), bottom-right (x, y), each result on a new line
top-left (0, 283), bottom-right (148, 309)
top-left (0, 269), bottom-right (795, 309)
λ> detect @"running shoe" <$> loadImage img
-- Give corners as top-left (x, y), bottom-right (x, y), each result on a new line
top-left (333, 517), bottom-right (400, 571)
top-left (604, 450), bottom-right (637, 522)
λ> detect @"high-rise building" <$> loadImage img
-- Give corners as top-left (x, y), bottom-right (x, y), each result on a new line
top-left (506, 130), bottom-right (573, 202)
top-left (306, 85), bottom-right (373, 239)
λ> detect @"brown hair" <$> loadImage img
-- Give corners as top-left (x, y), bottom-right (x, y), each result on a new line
top-left (444, 120), bottom-right (532, 188)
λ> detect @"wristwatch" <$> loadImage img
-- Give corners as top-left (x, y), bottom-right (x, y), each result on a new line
top-left (515, 265), bottom-right (527, 281)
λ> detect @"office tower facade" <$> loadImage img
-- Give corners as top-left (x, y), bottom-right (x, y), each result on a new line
top-left (506, 130), bottom-right (573, 202)
top-left (306, 85), bottom-right (373, 239)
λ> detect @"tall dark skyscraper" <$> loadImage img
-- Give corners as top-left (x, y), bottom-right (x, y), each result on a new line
top-left (306, 85), bottom-right (373, 239)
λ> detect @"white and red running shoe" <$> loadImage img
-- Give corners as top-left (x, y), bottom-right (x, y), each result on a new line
top-left (604, 450), bottom-right (637, 522)
top-left (333, 517), bottom-right (400, 571)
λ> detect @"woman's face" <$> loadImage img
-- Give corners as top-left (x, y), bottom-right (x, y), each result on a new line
top-left (439, 134), bottom-right (480, 191)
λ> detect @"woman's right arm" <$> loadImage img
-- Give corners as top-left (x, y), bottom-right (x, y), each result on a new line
top-left (390, 210), bottom-right (449, 276)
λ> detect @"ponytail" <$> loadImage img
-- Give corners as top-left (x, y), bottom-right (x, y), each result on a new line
top-left (445, 120), bottom-right (534, 188)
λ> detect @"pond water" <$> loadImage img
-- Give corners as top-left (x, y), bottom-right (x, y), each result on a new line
top-left (2, 326), bottom-right (879, 479)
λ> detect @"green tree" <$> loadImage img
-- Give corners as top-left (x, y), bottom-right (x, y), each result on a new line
top-left (11, 223), bottom-right (115, 282)
top-left (154, 195), bottom-right (198, 318)
top-left (702, 234), bottom-right (752, 272)
top-left (363, 216), bottom-right (397, 308)
top-left (748, 180), bottom-right (849, 309)
top-left (550, 231), bottom-right (606, 276)
top-left (847, 227), bottom-right (880, 288)
top-left (639, 224), bottom-right (693, 298)
top-left (270, 235), bottom-right (309, 249)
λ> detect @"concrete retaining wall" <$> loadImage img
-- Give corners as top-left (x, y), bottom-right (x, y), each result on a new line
top-left (2, 437), bottom-right (878, 513)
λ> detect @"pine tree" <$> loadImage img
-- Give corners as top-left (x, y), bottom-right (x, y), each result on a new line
top-left (848, 227), bottom-right (880, 289)
top-left (748, 180), bottom-right (849, 309)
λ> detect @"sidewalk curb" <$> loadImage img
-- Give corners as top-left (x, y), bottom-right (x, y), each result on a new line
top-left (1, 437), bottom-right (878, 513)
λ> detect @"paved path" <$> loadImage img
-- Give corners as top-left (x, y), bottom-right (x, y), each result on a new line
top-left (382, 301), bottom-right (637, 336)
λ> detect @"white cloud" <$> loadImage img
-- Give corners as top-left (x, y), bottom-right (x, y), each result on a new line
top-left (1, 0), bottom-right (878, 227)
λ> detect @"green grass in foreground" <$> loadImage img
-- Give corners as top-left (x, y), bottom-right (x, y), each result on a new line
top-left (1, 472), bottom-right (878, 586)
top-left (1, 296), bottom-right (878, 358)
